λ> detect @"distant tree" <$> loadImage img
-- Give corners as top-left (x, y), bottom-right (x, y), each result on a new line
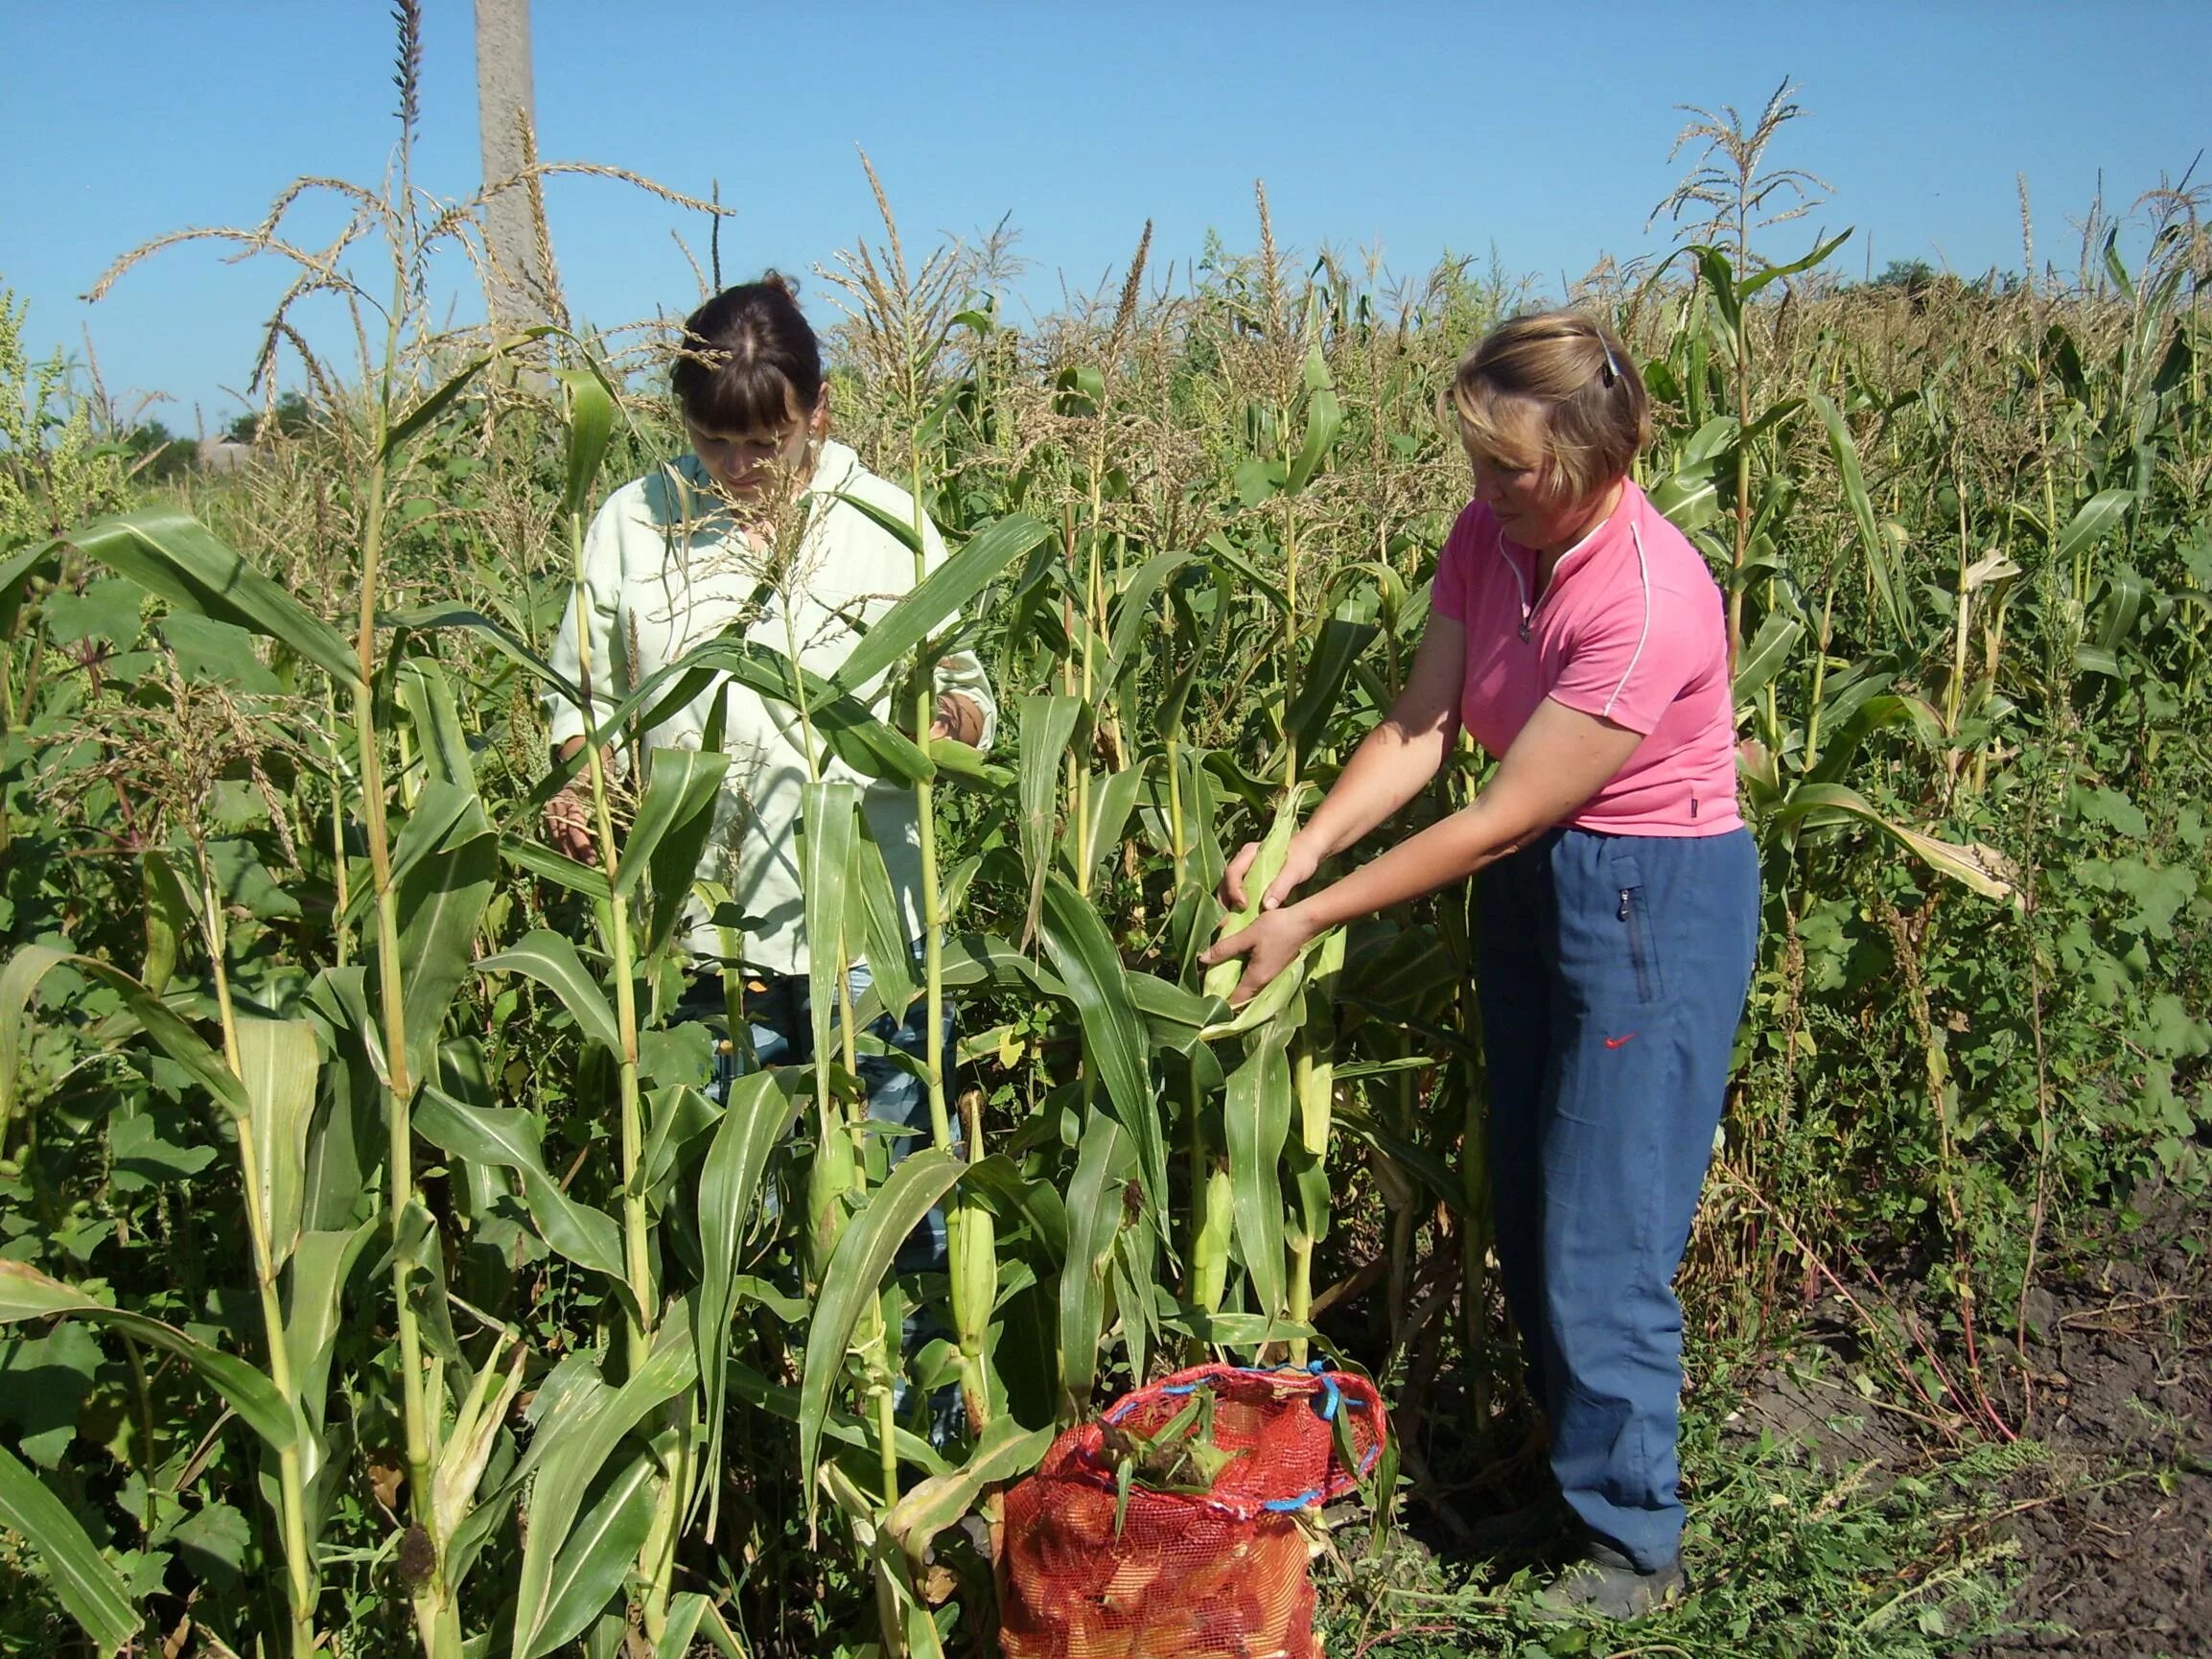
top-left (123, 419), bottom-right (196, 482)
top-left (1864, 258), bottom-right (2016, 313)
top-left (1871, 258), bottom-right (1938, 294)
top-left (222, 390), bottom-right (315, 444)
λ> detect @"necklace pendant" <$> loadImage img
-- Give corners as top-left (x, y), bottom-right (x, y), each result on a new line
top-left (1518, 619), bottom-right (1531, 643)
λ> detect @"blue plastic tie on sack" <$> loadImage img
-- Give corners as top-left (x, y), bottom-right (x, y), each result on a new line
top-left (1312, 1370), bottom-right (1343, 1422)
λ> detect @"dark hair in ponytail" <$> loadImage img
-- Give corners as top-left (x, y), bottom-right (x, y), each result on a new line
top-left (669, 271), bottom-right (824, 432)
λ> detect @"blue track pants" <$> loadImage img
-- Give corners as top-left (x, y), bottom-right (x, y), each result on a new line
top-left (1477, 826), bottom-right (1758, 1571)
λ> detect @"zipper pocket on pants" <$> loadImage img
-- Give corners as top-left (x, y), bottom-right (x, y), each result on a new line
top-left (1618, 884), bottom-right (1656, 1003)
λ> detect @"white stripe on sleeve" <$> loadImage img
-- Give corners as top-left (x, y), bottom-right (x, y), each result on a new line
top-left (1600, 521), bottom-right (1653, 719)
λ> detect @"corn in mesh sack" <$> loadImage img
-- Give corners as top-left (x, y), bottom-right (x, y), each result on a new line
top-left (998, 1364), bottom-right (1386, 1659)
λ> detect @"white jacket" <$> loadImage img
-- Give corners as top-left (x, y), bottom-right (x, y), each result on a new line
top-left (546, 439), bottom-right (997, 974)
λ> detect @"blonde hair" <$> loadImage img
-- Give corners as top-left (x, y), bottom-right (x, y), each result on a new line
top-left (1448, 311), bottom-right (1651, 503)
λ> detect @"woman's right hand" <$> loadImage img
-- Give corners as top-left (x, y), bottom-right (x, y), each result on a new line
top-left (544, 782), bottom-right (595, 861)
top-left (1220, 832), bottom-right (1322, 914)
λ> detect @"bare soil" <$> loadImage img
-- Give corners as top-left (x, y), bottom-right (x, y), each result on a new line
top-left (1735, 1189), bottom-right (2212, 1659)
top-left (1968, 1193), bottom-right (2211, 1659)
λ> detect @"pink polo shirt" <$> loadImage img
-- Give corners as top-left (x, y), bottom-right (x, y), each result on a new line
top-left (1431, 479), bottom-right (1741, 836)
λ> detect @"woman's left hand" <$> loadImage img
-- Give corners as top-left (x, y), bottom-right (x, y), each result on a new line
top-left (1198, 904), bottom-right (1317, 1006)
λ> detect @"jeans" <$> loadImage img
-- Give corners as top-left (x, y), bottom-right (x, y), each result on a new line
top-left (701, 960), bottom-right (957, 1271)
top-left (1477, 827), bottom-right (1759, 1571)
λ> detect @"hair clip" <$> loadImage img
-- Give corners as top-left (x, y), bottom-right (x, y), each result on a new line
top-left (1599, 337), bottom-right (1621, 388)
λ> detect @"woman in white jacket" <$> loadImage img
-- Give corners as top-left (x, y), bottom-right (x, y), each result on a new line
top-left (544, 275), bottom-right (994, 1255)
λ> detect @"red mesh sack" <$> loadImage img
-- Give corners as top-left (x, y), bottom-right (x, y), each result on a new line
top-left (997, 1364), bottom-right (1386, 1659)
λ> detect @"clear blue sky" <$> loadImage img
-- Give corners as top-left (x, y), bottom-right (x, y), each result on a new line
top-left (3, 1), bottom-right (2205, 432)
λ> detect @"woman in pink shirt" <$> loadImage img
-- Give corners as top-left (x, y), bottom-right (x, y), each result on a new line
top-left (1203, 312), bottom-right (1758, 1620)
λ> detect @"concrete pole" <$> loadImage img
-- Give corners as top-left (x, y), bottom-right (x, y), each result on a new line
top-left (475, 0), bottom-right (551, 330)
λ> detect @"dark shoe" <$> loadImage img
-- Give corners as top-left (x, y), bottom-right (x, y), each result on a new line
top-left (1464, 1490), bottom-right (1576, 1554)
top-left (1531, 1543), bottom-right (1686, 1621)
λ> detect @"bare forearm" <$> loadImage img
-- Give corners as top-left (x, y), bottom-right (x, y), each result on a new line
top-left (1299, 717), bottom-right (1452, 859)
top-left (1289, 699), bottom-right (1646, 935)
top-left (1203, 695), bottom-right (1646, 1005)
top-left (1291, 794), bottom-right (1522, 932)
top-left (550, 734), bottom-right (616, 778)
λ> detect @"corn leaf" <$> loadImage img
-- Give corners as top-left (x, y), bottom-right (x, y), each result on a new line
top-left (1168, 1310), bottom-right (1315, 1349)
top-left (1017, 695), bottom-right (1084, 944)
top-left (850, 825), bottom-right (919, 1024)
top-left (1733, 610), bottom-right (1806, 709)
top-left (557, 365), bottom-right (617, 526)
top-left (830, 509), bottom-right (1052, 693)
top-left (499, 833), bottom-right (612, 901)
top-left (344, 779), bottom-right (475, 931)
top-left (48, 507), bottom-right (362, 689)
top-left (700, 642), bottom-right (934, 784)
top-left (510, 1333), bottom-right (696, 1659)
top-left (413, 1087), bottom-right (634, 1305)
top-left (0, 1444), bottom-right (139, 1655)
top-left (1771, 783), bottom-right (2019, 905)
top-left (692, 1069), bottom-right (791, 1539)
top-left (1811, 393), bottom-right (1908, 644)
top-left (1069, 760), bottom-right (1149, 887)
top-left (1288, 386), bottom-right (1343, 494)
top-left (725, 1358), bottom-right (949, 1477)
top-left (801, 781), bottom-right (861, 1074)
top-left (236, 1016), bottom-right (319, 1275)
top-left (0, 1261), bottom-right (295, 1451)
top-left (1804, 694), bottom-right (1946, 787)
top-left (1285, 617), bottom-right (1378, 766)
top-left (538, 638), bottom-right (933, 795)
top-left (1225, 1013), bottom-right (1296, 1323)
top-left (1290, 340), bottom-right (1343, 488)
top-left (1693, 245), bottom-right (1743, 351)
top-left (382, 325), bottom-right (556, 459)
top-left (1332, 1098), bottom-right (1466, 1213)
top-left (394, 781), bottom-right (500, 1089)
top-left (283, 1219), bottom-right (380, 1496)
top-left (1737, 228), bottom-right (1853, 299)
top-left (943, 931), bottom-right (1067, 1000)
top-left (656, 1593), bottom-right (749, 1659)
top-left (885, 1414), bottom-right (1052, 1563)
top-left (798, 1148), bottom-right (965, 1522)
top-left (477, 929), bottom-right (623, 1056)
top-left (962, 1151), bottom-right (1072, 1262)
top-left (1104, 551), bottom-right (1196, 689)
top-left (1201, 531), bottom-right (1290, 617)
top-left (831, 489), bottom-right (928, 558)
top-left (531, 1450), bottom-right (658, 1658)
top-left (6, 946), bottom-right (246, 1121)
top-left (387, 601), bottom-right (583, 709)
top-left (2055, 488), bottom-right (2135, 565)
top-left (923, 734), bottom-right (1013, 789)
top-left (1038, 873), bottom-right (1169, 1221)
top-left (1057, 1114), bottom-right (1130, 1416)
top-left (395, 657), bottom-right (477, 791)
top-left (616, 745), bottom-right (729, 929)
